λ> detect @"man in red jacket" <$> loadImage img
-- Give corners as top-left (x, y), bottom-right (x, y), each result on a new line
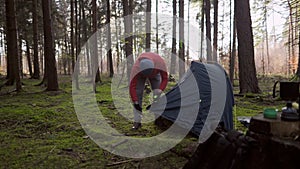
top-left (129, 52), bottom-right (168, 130)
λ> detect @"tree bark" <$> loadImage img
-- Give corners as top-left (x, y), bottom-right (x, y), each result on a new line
top-left (186, 0), bottom-right (190, 61)
top-left (75, 0), bottom-right (79, 63)
top-left (114, 1), bottom-right (121, 71)
top-left (74, 0), bottom-right (80, 73)
top-left (264, 0), bottom-right (270, 74)
top-left (40, 43), bottom-right (44, 75)
top-left (0, 32), bottom-right (2, 67)
top-left (296, 0), bottom-right (300, 78)
top-left (82, 1), bottom-right (91, 76)
top-left (99, 28), bottom-right (103, 74)
top-left (123, 0), bottom-right (134, 82)
top-left (146, 0), bottom-right (151, 52)
top-left (70, 0), bottom-right (75, 73)
top-left (74, 0), bottom-right (80, 90)
top-left (18, 35), bottom-right (23, 78)
top-left (25, 40), bottom-right (33, 77)
top-left (179, 0), bottom-right (185, 78)
top-left (297, 25), bottom-right (300, 77)
top-left (205, 0), bottom-right (212, 61)
top-left (106, 0), bottom-right (114, 77)
top-left (92, 0), bottom-right (101, 92)
top-left (42, 0), bottom-right (59, 91)
top-left (200, 0), bottom-right (205, 60)
top-left (170, 0), bottom-right (177, 74)
top-left (156, 0), bottom-right (159, 53)
top-left (32, 0), bottom-right (40, 79)
top-left (213, 0), bottom-right (218, 62)
top-left (287, 0), bottom-right (295, 75)
top-left (235, 0), bottom-right (260, 93)
top-left (63, 33), bottom-right (67, 75)
top-left (229, 16), bottom-right (236, 84)
top-left (5, 0), bottom-right (21, 91)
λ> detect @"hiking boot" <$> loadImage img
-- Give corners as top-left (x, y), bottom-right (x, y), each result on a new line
top-left (132, 122), bottom-right (141, 130)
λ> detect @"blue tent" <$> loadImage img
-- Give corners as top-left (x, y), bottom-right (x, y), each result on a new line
top-left (151, 61), bottom-right (234, 137)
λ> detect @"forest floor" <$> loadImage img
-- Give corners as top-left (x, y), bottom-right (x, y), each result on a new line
top-left (0, 75), bottom-right (288, 169)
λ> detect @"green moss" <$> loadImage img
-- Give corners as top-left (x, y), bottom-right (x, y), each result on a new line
top-left (0, 75), bottom-right (289, 168)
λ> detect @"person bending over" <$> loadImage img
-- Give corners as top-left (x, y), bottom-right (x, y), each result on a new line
top-left (129, 52), bottom-right (168, 130)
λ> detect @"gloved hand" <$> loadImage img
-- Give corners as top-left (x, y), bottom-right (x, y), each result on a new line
top-left (133, 103), bottom-right (142, 112)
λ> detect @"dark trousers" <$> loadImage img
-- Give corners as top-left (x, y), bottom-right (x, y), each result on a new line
top-left (133, 74), bottom-right (161, 122)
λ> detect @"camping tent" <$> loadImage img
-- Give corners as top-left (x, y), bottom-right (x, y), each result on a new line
top-left (150, 61), bottom-right (234, 138)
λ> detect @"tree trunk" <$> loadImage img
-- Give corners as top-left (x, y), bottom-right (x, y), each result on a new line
top-left (75, 0), bottom-right (80, 74)
top-left (40, 43), bottom-right (44, 75)
top-left (42, 0), bottom-right (59, 91)
top-left (288, 0), bottom-right (295, 75)
top-left (133, 6), bottom-right (137, 58)
top-left (156, 0), bottom-right (159, 53)
top-left (146, 0), bottom-right (151, 52)
top-left (235, 0), bottom-right (260, 93)
top-left (200, 0), bottom-right (205, 60)
top-left (186, 0), bottom-right (190, 61)
top-left (57, 46), bottom-right (62, 75)
top-left (18, 35), bottom-right (23, 78)
top-left (5, 0), bottom-right (21, 91)
top-left (170, 0), bottom-right (177, 74)
top-left (213, 0), bottom-right (218, 62)
top-left (99, 28), bottom-right (103, 74)
top-left (288, 13), bottom-right (291, 76)
top-left (82, 1), bottom-right (91, 76)
top-left (114, 0), bottom-right (121, 71)
top-left (296, 2), bottom-right (300, 78)
top-left (75, 0), bottom-right (79, 63)
top-left (70, 0), bottom-right (75, 73)
top-left (179, 0), bottom-right (185, 78)
top-left (264, 0), bottom-right (270, 74)
top-left (205, 0), bottom-right (212, 62)
top-left (32, 0), bottom-right (40, 79)
top-left (297, 25), bottom-right (300, 77)
top-left (106, 0), bottom-right (114, 77)
top-left (294, 2), bottom-right (298, 76)
top-left (25, 40), bottom-right (33, 77)
top-left (261, 31), bottom-right (265, 75)
top-left (74, 0), bottom-right (80, 90)
top-left (229, 0), bottom-right (234, 83)
top-left (229, 16), bottom-right (236, 84)
top-left (78, 0), bottom-right (82, 66)
top-left (123, 0), bottom-right (134, 82)
top-left (64, 32), bottom-right (69, 75)
top-left (92, 0), bottom-right (101, 92)
top-left (0, 32), bottom-right (2, 67)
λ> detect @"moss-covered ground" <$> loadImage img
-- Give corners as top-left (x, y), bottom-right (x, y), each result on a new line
top-left (0, 75), bottom-right (287, 168)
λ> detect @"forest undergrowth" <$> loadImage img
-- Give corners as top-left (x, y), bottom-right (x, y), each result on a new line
top-left (0, 75), bottom-right (288, 168)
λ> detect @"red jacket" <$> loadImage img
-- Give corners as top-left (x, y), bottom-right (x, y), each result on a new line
top-left (129, 52), bottom-right (168, 102)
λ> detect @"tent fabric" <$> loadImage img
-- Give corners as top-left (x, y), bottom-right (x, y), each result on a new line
top-left (150, 61), bottom-right (234, 136)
